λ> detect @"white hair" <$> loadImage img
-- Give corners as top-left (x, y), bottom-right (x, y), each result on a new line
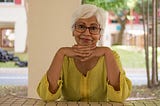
top-left (71, 4), bottom-right (107, 36)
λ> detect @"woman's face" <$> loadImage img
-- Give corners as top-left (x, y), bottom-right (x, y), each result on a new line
top-left (73, 16), bottom-right (101, 46)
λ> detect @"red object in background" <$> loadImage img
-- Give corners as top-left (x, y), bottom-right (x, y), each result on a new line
top-left (15, 0), bottom-right (21, 5)
top-left (133, 12), bottom-right (139, 24)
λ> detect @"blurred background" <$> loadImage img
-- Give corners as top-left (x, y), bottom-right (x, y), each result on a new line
top-left (0, 0), bottom-right (160, 100)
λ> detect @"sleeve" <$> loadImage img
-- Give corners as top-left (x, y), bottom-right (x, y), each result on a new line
top-left (107, 50), bottom-right (132, 102)
top-left (37, 73), bottom-right (63, 102)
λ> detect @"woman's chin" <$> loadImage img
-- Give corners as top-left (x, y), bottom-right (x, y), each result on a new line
top-left (78, 41), bottom-right (93, 46)
top-left (78, 43), bottom-right (91, 46)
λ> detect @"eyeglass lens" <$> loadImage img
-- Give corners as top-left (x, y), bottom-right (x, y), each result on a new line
top-left (75, 23), bottom-right (100, 34)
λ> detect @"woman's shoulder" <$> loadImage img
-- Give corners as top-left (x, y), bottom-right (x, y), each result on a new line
top-left (100, 46), bottom-right (118, 53)
top-left (100, 46), bottom-right (120, 58)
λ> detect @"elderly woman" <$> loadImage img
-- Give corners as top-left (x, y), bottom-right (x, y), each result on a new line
top-left (37, 4), bottom-right (132, 102)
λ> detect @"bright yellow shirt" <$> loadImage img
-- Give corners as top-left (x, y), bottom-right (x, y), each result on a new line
top-left (37, 51), bottom-right (132, 102)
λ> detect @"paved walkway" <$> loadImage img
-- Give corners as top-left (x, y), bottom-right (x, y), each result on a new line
top-left (0, 95), bottom-right (160, 106)
top-left (125, 68), bottom-right (160, 85)
top-left (0, 68), bottom-right (28, 85)
top-left (0, 67), bottom-right (160, 85)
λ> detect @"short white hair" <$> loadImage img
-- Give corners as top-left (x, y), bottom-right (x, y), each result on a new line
top-left (71, 4), bottom-right (107, 36)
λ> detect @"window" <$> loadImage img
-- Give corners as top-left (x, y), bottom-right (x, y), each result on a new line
top-left (0, 28), bottom-right (15, 48)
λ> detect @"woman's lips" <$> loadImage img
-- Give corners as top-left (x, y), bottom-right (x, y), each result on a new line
top-left (78, 35), bottom-right (93, 45)
top-left (80, 35), bottom-right (92, 40)
top-left (81, 38), bottom-right (91, 41)
top-left (80, 38), bottom-right (93, 44)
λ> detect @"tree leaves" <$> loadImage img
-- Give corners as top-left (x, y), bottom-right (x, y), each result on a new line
top-left (83, 0), bottom-right (129, 14)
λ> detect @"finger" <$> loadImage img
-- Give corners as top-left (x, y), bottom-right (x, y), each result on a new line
top-left (75, 52), bottom-right (92, 57)
top-left (73, 49), bottom-right (92, 55)
top-left (80, 54), bottom-right (94, 61)
top-left (72, 46), bottom-right (89, 53)
top-left (75, 48), bottom-right (94, 56)
top-left (76, 45), bottom-right (96, 51)
top-left (73, 45), bottom-right (91, 51)
top-left (90, 45), bottom-right (97, 50)
top-left (74, 47), bottom-right (93, 52)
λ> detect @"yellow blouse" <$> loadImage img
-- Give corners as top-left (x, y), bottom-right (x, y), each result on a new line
top-left (37, 51), bottom-right (132, 102)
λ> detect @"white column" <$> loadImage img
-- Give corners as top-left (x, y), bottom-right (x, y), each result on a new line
top-left (28, 0), bottom-right (81, 98)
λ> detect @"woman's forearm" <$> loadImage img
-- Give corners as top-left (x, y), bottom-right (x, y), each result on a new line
top-left (104, 49), bottom-right (120, 91)
top-left (47, 48), bottom-right (65, 94)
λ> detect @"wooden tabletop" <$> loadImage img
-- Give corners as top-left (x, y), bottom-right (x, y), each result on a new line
top-left (0, 95), bottom-right (160, 106)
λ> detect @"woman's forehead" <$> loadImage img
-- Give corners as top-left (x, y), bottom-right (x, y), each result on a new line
top-left (76, 16), bottom-right (98, 24)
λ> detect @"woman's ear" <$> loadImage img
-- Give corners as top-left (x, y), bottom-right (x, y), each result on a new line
top-left (72, 32), bottom-right (75, 36)
top-left (72, 26), bottom-right (74, 36)
top-left (99, 35), bottom-right (102, 40)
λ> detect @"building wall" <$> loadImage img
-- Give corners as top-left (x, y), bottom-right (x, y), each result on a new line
top-left (0, 6), bottom-right (27, 52)
top-left (28, 0), bottom-right (81, 98)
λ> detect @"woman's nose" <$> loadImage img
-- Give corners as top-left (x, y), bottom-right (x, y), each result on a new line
top-left (84, 28), bottom-right (91, 35)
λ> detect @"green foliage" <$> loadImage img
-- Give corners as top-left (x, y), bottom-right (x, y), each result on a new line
top-left (82, 0), bottom-right (153, 16)
top-left (112, 46), bottom-right (146, 68)
top-left (127, 0), bottom-right (138, 9)
top-left (112, 46), bottom-right (160, 69)
top-left (134, 0), bottom-right (152, 14)
top-left (83, 0), bottom-right (129, 14)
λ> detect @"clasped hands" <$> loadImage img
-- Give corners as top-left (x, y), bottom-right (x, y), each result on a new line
top-left (72, 44), bottom-right (96, 61)
top-left (62, 44), bottom-right (106, 62)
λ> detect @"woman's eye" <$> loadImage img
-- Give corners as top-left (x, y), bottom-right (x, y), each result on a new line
top-left (78, 25), bottom-right (86, 29)
top-left (90, 26), bottom-right (98, 30)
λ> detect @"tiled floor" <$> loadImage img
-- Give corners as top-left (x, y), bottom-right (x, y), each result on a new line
top-left (0, 95), bottom-right (160, 106)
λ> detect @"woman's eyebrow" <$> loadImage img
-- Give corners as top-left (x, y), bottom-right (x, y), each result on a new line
top-left (90, 23), bottom-right (99, 25)
top-left (75, 22), bottom-right (86, 24)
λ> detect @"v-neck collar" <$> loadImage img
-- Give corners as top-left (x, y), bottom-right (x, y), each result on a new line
top-left (71, 57), bottom-right (102, 78)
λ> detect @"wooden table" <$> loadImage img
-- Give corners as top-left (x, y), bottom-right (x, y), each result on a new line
top-left (0, 95), bottom-right (160, 106)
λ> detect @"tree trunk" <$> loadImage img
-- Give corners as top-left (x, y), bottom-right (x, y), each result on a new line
top-left (117, 15), bottom-right (128, 45)
top-left (142, 0), bottom-right (151, 87)
top-left (152, 0), bottom-right (158, 86)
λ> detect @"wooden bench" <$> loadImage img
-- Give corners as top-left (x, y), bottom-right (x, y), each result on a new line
top-left (0, 95), bottom-right (160, 106)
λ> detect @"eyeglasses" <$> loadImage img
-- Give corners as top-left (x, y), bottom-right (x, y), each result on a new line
top-left (74, 23), bottom-right (101, 35)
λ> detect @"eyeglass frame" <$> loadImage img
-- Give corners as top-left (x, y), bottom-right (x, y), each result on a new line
top-left (73, 23), bottom-right (101, 35)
